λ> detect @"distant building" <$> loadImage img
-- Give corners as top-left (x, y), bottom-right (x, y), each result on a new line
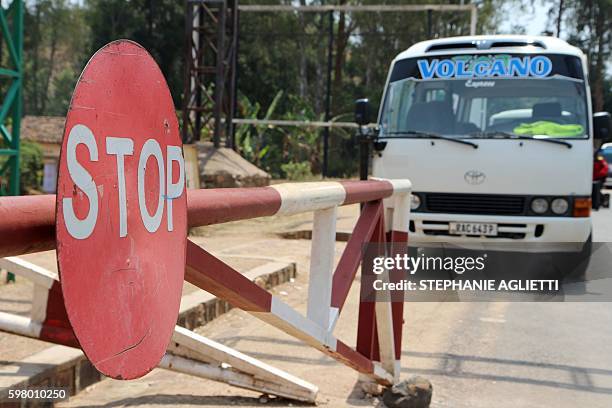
top-left (20, 115), bottom-right (65, 193)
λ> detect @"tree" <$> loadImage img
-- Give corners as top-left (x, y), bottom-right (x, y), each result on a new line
top-left (23, 0), bottom-right (88, 116)
top-left (544, 0), bottom-right (611, 111)
top-left (85, 0), bottom-right (185, 105)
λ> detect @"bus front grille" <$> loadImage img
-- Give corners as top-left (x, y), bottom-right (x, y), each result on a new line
top-left (425, 193), bottom-right (526, 216)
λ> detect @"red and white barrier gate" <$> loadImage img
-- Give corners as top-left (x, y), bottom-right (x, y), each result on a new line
top-left (0, 40), bottom-right (411, 402)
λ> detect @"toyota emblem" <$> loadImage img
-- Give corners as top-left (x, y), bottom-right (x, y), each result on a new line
top-left (464, 170), bottom-right (486, 185)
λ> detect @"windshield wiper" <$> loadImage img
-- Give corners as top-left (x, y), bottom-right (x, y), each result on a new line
top-left (382, 131), bottom-right (478, 149)
top-left (470, 131), bottom-right (572, 149)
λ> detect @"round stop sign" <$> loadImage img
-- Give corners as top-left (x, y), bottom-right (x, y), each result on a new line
top-left (56, 40), bottom-right (187, 380)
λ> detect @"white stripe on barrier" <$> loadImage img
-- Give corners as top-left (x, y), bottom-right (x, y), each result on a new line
top-left (372, 362), bottom-right (395, 385)
top-left (160, 354), bottom-right (316, 402)
top-left (31, 284), bottom-right (50, 324)
top-left (392, 191), bottom-right (412, 233)
top-left (374, 268), bottom-right (398, 381)
top-left (328, 306), bottom-right (340, 332)
top-left (0, 257), bottom-right (56, 289)
top-left (0, 311), bottom-right (43, 339)
top-left (0, 257), bottom-right (55, 326)
top-left (372, 178), bottom-right (411, 232)
top-left (384, 179), bottom-right (412, 194)
top-left (307, 207), bottom-right (337, 329)
top-left (271, 182), bottom-right (346, 215)
top-left (256, 296), bottom-right (338, 351)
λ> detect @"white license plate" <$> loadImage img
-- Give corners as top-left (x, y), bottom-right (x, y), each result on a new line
top-left (449, 222), bottom-right (498, 236)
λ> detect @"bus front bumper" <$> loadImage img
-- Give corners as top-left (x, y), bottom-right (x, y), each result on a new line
top-left (408, 213), bottom-right (591, 250)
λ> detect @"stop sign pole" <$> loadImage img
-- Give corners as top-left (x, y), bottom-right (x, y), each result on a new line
top-left (56, 40), bottom-right (187, 380)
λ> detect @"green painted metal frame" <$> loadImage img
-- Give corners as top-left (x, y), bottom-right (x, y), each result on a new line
top-left (0, 0), bottom-right (23, 197)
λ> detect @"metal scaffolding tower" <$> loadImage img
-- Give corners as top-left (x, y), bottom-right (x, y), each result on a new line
top-left (182, 0), bottom-right (238, 148)
top-left (0, 0), bottom-right (23, 196)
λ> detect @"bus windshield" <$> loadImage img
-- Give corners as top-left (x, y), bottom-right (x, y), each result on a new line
top-left (379, 54), bottom-right (588, 140)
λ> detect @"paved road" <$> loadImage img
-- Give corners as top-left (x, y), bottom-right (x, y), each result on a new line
top-left (52, 205), bottom-right (612, 407)
top-left (411, 204), bottom-right (612, 407)
top-left (592, 193), bottom-right (612, 241)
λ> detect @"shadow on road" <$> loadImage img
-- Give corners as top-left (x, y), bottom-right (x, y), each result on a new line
top-left (69, 394), bottom-right (312, 407)
top-left (402, 350), bottom-right (612, 395)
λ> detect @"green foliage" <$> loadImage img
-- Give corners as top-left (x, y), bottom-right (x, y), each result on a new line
top-left (17, 0), bottom-right (611, 180)
top-left (85, 0), bottom-right (185, 106)
top-left (23, 0), bottom-right (89, 116)
top-left (235, 90), bottom-right (283, 166)
top-left (234, 91), bottom-right (322, 178)
top-left (47, 67), bottom-right (77, 115)
top-left (281, 161), bottom-right (313, 181)
top-left (544, 0), bottom-right (611, 112)
top-left (234, 0), bottom-right (506, 177)
top-left (19, 141), bottom-right (44, 192)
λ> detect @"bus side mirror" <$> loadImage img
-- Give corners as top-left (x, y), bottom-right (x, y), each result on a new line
top-left (594, 112), bottom-right (611, 142)
top-left (354, 98), bottom-right (370, 126)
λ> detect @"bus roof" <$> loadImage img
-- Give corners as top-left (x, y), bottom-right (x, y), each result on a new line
top-left (394, 35), bottom-right (585, 62)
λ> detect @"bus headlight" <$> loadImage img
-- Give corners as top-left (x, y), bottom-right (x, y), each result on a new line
top-left (530, 198), bottom-right (549, 214)
top-left (551, 198), bottom-right (569, 215)
top-left (410, 194), bottom-right (421, 210)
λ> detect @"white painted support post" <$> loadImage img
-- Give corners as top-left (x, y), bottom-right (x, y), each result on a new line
top-left (307, 206), bottom-right (337, 330)
top-left (392, 190), bottom-right (412, 378)
top-left (0, 257), bottom-right (56, 289)
top-left (0, 257), bottom-right (57, 325)
top-left (374, 271), bottom-right (397, 381)
top-left (384, 206), bottom-right (394, 233)
top-left (0, 311), bottom-right (43, 339)
top-left (393, 192), bottom-right (412, 234)
top-left (374, 188), bottom-right (412, 383)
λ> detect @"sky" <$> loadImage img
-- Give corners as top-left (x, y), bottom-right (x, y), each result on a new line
top-left (499, 1), bottom-right (551, 36)
top-left (498, 1), bottom-right (611, 74)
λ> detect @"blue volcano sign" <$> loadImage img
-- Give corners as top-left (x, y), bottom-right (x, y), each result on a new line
top-left (417, 55), bottom-right (553, 79)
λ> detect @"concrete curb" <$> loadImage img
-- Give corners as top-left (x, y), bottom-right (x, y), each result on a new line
top-left (0, 260), bottom-right (296, 407)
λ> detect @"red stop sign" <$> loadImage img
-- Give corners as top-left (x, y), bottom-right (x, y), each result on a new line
top-left (56, 40), bottom-right (187, 380)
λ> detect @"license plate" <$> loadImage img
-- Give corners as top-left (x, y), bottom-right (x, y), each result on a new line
top-left (449, 222), bottom-right (498, 236)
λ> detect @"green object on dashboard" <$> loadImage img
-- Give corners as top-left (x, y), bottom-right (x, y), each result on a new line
top-left (513, 121), bottom-right (584, 137)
